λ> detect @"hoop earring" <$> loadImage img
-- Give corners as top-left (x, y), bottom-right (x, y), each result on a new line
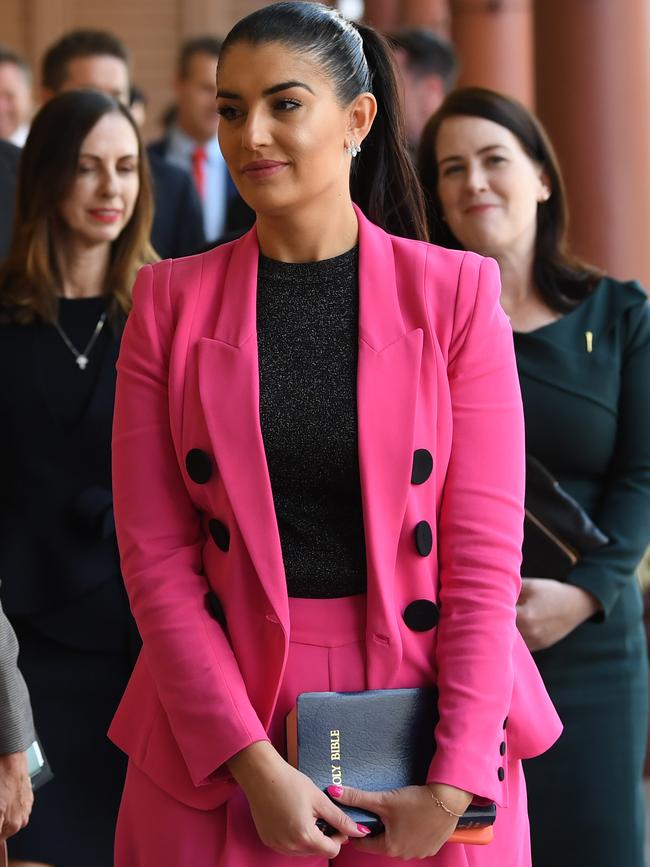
top-left (346, 140), bottom-right (361, 158)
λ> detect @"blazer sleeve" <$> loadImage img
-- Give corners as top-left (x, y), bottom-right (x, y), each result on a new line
top-left (564, 294), bottom-right (650, 618)
top-left (0, 591), bottom-right (35, 755)
top-left (425, 253), bottom-right (525, 805)
top-left (112, 264), bottom-right (268, 788)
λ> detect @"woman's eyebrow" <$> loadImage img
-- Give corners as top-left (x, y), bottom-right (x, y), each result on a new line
top-left (438, 144), bottom-right (507, 166)
top-left (217, 80), bottom-right (315, 100)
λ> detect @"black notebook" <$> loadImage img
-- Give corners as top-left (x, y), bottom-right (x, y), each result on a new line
top-left (286, 687), bottom-right (496, 845)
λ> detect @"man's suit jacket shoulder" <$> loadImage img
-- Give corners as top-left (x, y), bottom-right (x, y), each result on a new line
top-left (147, 148), bottom-right (205, 260)
top-left (0, 140), bottom-right (20, 261)
top-left (148, 138), bottom-right (255, 244)
top-left (147, 138), bottom-right (168, 161)
top-left (0, 592), bottom-right (34, 754)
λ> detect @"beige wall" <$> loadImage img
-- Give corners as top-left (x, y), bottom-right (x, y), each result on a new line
top-left (0, 0), bottom-right (270, 141)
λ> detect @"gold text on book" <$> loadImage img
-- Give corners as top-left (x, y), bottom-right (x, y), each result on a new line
top-left (330, 729), bottom-right (342, 785)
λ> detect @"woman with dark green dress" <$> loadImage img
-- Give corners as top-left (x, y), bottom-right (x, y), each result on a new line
top-left (418, 87), bottom-right (650, 867)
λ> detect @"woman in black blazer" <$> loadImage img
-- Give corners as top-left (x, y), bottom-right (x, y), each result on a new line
top-left (0, 90), bottom-right (155, 867)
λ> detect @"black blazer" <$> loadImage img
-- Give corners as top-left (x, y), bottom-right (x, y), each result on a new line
top-left (0, 140), bottom-right (19, 260)
top-left (149, 152), bottom-right (206, 259)
top-left (148, 137), bottom-right (254, 239)
top-left (0, 319), bottom-right (134, 653)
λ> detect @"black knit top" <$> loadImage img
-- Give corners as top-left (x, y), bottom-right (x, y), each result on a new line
top-left (256, 247), bottom-right (367, 597)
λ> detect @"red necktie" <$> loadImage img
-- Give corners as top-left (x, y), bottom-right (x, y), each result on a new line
top-left (191, 146), bottom-right (206, 199)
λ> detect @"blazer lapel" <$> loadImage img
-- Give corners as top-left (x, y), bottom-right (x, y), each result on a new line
top-left (355, 209), bottom-right (423, 684)
top-left (197, 230), bottom-right (289, 626)
top-left (196, 212), bottom-right (423, 650)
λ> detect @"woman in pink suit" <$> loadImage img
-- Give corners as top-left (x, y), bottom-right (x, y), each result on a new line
top-left (110, 4), bottom-right (561, 864)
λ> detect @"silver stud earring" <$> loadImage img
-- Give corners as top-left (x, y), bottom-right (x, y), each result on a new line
top-left (346, 140), bottom-right (361, 158)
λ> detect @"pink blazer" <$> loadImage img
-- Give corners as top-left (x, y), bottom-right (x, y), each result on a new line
top-left (110, 207), bottom-right (561, 813)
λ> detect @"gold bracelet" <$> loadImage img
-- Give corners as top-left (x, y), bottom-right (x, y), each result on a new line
top-left (429, 792), bottom-right (464, 819)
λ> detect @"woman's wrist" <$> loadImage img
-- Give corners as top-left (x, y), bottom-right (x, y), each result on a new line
top-left (426, 782), bottom-right (473, 817)
top-left (566, 583), bottom-right (601, 621)
top-left (226, 739), bottom-right (280, 790)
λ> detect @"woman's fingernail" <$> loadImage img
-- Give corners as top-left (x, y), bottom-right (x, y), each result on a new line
top-left (327, 784), bottom-right (344, 797)
top-left (357, 824), bottom-right (372, 835)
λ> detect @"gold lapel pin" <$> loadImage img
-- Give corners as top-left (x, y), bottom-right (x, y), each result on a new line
top-left (585, 331), bottom-right (594, 353)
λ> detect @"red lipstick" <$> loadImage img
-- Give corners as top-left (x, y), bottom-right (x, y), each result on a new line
top-left (88, 209), bottom-right (123, 224)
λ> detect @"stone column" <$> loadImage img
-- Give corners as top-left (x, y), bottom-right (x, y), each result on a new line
top-left (400, 0), bottom-right (450, 34)
top-left (450, 0), bottom-right (534, 107)
top-left (534, 0), bottom-right (650, 287)
top-left (363, 0), bottom-right (401, 32)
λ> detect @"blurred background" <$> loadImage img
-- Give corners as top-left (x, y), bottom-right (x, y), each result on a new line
top-left (1, 0), bottom-right (650, 286)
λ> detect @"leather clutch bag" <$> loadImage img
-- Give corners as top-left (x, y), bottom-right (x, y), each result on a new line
top-left (286, 687), bottom-right (496, 845)
top-left (522, 455), bottom-right (609, 579)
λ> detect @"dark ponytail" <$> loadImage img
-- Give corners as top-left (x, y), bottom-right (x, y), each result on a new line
top-left (220, 2), bottom-right (429, 242)
top-left (350, 23), bottom-right (428, 242)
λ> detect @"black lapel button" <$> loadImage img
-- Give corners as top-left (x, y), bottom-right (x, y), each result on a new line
top-left (205, 590), bottom-right (227, 629)
top-left (415, 520), bottom-right (433, 556)
top-left (497, 767), bottom-right (505, 782)
top-left (403, 599), bottom-right (440, 631)
top-left (209, 519), bottom-right (230, 552)
top-left (411, 449), bottom-right (433, 485)
top-left (186, 449), bottom-right (212, 484)
top-left (500, 741), bottom-right (506, 756)
top-left (503, 717), bottom-right (508, 729)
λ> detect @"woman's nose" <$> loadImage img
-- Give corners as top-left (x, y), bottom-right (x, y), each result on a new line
top-left (466, 163), bottom-right (488, 192)
top-left (241, 109), bottom-right (272, 150)
top-left (100, 169), bottom-right (120, 196)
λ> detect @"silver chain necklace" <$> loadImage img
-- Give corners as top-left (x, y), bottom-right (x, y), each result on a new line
top-left (53, 311), bottom-right (107, 371)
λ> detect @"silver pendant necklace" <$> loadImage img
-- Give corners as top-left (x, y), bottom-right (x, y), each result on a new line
top-left (53, 311), bottom-right (107, 371)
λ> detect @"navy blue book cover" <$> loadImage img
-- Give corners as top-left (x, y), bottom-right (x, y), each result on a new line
top-left (286, 687), bottom-right (496, 837)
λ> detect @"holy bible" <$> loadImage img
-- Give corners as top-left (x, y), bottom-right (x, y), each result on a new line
top-left (286, 687), bottom-right (496, 845)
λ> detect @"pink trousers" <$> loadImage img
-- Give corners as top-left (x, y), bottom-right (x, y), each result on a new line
top-left (114, 596), bottom-right (531, 866)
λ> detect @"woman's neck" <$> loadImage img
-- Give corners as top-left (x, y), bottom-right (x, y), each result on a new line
top-left (495, 246), bottom-right (561, 332)
top-left (495, 247), bottom-right (536, 312)
top-left (55, 237), bottom-right (111, 299)
top-left (255, 194), bottom-right (359, 263)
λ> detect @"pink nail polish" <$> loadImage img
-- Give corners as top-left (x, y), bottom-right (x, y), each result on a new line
top-left (327, 784), bottom-right (343, 797)
top-left (357, 824), bottom-right (372, 835)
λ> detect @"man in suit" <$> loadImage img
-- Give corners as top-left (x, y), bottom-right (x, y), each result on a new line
top-left (41, 30), bottom-right (206, 259)
top-left (148, 37), bottom-right (253, 244)
top-left (0, 592), bottom-right (34, 843)
top-left (0, 46), bottom-right (33, 147)
top-left (0, 139), bottom-right (19, 260)
top-left (388, 29), bottom-right (457, 155)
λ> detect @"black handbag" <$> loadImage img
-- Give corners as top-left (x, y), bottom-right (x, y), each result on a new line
top-left (522, 455), bottom-right (609, 579)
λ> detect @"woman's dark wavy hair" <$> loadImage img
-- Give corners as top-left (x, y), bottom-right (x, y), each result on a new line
top-left (219, 1), bottom-right (429, 242)
top-left (418, 87), bottom-right (601, 312)
top-left (0, 89), bottom-right (156, 325)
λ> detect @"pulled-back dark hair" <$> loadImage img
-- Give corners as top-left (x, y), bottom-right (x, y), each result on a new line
top-left (219, 1), bottom-right (428, 242)
top-left (418, 87), bottom-right (601, 312)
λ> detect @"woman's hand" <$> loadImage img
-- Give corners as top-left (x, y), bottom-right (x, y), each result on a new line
top-left (0, 750), bottom-right (33, 840)
top-left (517, 577), bottom-right (601, 651)
top-left (328, 781), bottom-right (472, 859)
top-left (227, 741), bottom-right (370, 858)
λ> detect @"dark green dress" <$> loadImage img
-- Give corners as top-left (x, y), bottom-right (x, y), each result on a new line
top-left (516, 277), bottom-right (650, 867)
